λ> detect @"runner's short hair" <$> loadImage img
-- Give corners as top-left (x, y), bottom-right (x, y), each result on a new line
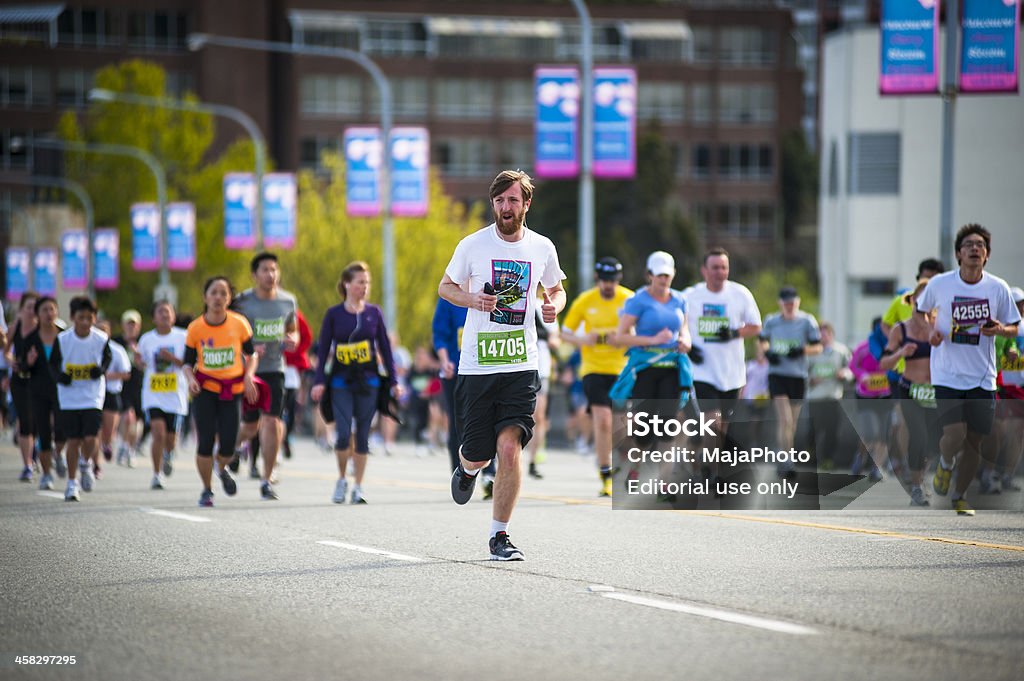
top-left (489, 169), bottom-right (534, 203)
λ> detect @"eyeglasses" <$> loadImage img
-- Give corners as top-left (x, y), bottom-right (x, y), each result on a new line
top-left (960, 240), bottom-right (987, 250)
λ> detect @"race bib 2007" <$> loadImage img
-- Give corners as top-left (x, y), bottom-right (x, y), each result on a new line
top-left (150, 373), bottom-right (178, 393)
top-left (336, 340), bottom-right (373, 365)
top-left (477, 330), bottom-right (527, 366)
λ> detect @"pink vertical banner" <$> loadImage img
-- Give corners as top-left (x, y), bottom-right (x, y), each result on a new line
top-left (93, 228), bottom-right (119, 290)
top-left (593, 66), bottom-right (637, 179)
top-left (960, 0), bottom-right (1020, 93)
top-left (390, 127), bottom-right (430, 217)
top-left (534, 66), bottom-right (580, 178)
top-left (61, 229), bottom-right (89, 290)
top-left (879, 0), bottom-right (940, 95)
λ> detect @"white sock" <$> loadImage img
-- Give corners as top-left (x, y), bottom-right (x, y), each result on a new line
top-left (939, 456), bottom-right (953, 471)
top-left (462, 466), bottom-right (479, 477)
top-left (490, 520), bottom-right (509, 538)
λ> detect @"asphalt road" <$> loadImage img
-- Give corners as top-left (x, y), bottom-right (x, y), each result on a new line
top-left (2, 435), bottom-right (1023, 681)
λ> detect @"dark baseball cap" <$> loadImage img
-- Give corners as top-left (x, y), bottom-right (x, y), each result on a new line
top-left (595, 257), bottom-right (623, 280)
top-left (778, 286), bottom-right (799, 300)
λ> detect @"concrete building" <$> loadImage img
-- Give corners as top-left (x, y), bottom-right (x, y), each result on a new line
top-left (817, 26), bottom-right (1024, 346)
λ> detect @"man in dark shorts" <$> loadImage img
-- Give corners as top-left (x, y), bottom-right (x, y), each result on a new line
top-left (438, 170), bottom-right (566, 560)
top-left (232, 252), bottom-right (299, 501)
top-left (916, 224), bottom-right (1020, 515)
top-left (114, 309), bottom-right (145, 466)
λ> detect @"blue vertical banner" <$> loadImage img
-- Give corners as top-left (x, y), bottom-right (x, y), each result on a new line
top-left (166, 202), bottom-right (196, 271)
top-left (262, 173), bottom-right (297, 249)
top-left (131, 202), bottom-right (161, 272)
top-left (961, 0), bottom-right (1020, 93)
top-left (593, 66), bottom-right (637, 179)
top-left (879, 0), bottom-right (940, 95)
top-left (390, 127), bottom-right (430, 217)
top-left (224, 173), bottom-right (257, 250)
top-left (5, 247), bottom-right (30, 302)
top-left (344, 127), bottom-right (382, 217)
top-left (34, 248), bottom-right (57, 297)
top-left (61, 229), bottom-right (89, 290)
top-left (93, 228), bottom-right (119, 290)
top-left (534, 66), bottom-right (580, 179)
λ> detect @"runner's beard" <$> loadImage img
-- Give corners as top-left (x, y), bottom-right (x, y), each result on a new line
top-left (494, 207), bottom-right (525, 235)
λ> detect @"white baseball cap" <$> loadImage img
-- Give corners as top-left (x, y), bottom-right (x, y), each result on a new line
top-left (646, 251), bottom-right (675, 277)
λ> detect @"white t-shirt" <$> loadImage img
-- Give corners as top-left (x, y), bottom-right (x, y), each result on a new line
top-left (916, 270), bottom-right (1021, 391)
top-left (55, 327), bottom-right (109, 410)
top-left (682, 281), bottom-right (762, 391)
top-left (106, 340), bottom-right (132, 395)
top-left (446, 223), bottom-right (566, 375)
top-left (138, 327), bottom-right (189, 415)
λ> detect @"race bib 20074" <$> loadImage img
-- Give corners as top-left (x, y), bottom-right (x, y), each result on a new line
top-left (477, 330), bottom-right (527, 366)
top-left (202, 346), bottom-right (235, 370)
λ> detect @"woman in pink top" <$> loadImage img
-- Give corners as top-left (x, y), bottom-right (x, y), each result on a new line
top-left (849, 319), bottom-right (891, 480)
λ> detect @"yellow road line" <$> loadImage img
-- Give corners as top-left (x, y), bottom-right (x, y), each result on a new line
top-left (284, 468), bottom-right (1024, 553)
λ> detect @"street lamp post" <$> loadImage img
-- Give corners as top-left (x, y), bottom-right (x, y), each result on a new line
top-left (3, 175), bottom-right (95, 298)
top-left (187, 32), bottom-right (399, 333)
top-left (570, 0), bottom-right (595, 285)
top-left (88, 88), bottom-right (268, 250)
top-left (33, 138), bottom-right (171, 303)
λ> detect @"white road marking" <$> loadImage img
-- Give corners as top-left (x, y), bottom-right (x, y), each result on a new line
top-left (317, 540), bottom-right (423, 562)
top-left (587, 584), bottom-right (616, 592)
top-left (601, 592), bottom-right (817, 636)
top-left (139, 507), bottom-right (212, 523)
top-left (37, 491), bottom-right (65, 499)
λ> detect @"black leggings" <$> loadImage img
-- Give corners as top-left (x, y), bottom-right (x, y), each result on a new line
top-left (632, 367), bottom-right (682, 448)
top-left (283, 387), bottom-right (297, 437)
top-left (193, 390), bottom-right (241, 458)
top-left (11, 379), bottom-right (33, 437)
top-left (32, 392), bottom-right (64, 451)
top-left (898, 384), bottom-right (937, 472)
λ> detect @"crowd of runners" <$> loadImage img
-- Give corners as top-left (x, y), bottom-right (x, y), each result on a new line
top-left (2, 170), bottom-right (1021, 559)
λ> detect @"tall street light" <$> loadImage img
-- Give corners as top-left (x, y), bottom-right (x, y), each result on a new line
top-left (2, 175), bottom-right (94, 298)
top-left (570, 0), bottom-right (595, 285)
top-left (188, 32), bottom-right (400, 333)
top-left (34, 138), bottom-right (171, 303)
top-left (88, 87), bottom-right (268, 250)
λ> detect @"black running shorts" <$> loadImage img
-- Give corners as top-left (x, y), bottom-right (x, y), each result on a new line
top-left (60, 408), bottom-right (102, 439)
top-left (934, 385), bottom-right (996, 435)
top-left (243, 372), bottom-right (286, 422)
top-left (582, 373), bottom-right (616, 409)
top-left (454, 371), bottom-right (540, 462)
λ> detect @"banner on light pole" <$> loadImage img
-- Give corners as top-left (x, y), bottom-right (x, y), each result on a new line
top-left (93, 228), bottom-right (119, 290)
top-left (879, 0), bottom-right (940, 95)
top-left (131, 203), bottom-right (161, 272)
top-left (224, 173), bottom-right (257, 250)
top-left (61, 230), bottom-right (89, 290)
top-left (534, 66), bottom-right (580, 178)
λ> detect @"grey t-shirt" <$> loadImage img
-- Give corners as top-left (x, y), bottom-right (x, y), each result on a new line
top-left (233, 288), bottom-right (297, 374)
top-left (807, 342), bottom-right (851, 401)
top-left (761, 311), bottom-right (821, 379)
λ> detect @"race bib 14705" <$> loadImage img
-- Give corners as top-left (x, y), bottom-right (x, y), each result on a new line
top-left (477, 330), bottom-right (527, 366)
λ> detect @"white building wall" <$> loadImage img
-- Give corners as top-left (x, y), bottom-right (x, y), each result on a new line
top-left (818, 27), bottom-right (1024, 346)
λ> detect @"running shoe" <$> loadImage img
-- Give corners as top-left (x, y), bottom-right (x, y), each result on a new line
top-left (93, 462), bottom-right (102, 480)
top-left (979, 475), bottom-right (1002, 495)
top-left (260, 482), bottom-right (278, 500)
top-left (489, 532), bottom-right (524, 561)
top-left (219, 468), bottom-right (237, 496)
top-left (249, 465), bottom-right (260, 480)
top-left (18, 466), bottom-right (32, 482)
top-left (351, 487), bottom-right (367, 505)
top-left (1002, 475), bottom-right (1022, 492)
top-left (528, 463), bottom-right (543, 480)
top-left (80, 462), bottom-right (94, 492)
top-left (450, 465), bottom-right (478, 505)
top-left (102, 446), bottom-right (113, 462)
top-left (600, 476), bottom-right (613, 498)
top-left (116, 444), bottom-right (128, 466)
top-left (868, 466), bottom-right (883, 482)
top-left (952, 498), bottom-right (975, 516)
top-left (65, 480), bottom-right (80, 502)
top-left (38, 474), bottom-right (54, 491)
top-left (151, 474), bottom-right (164, 490)
top-left (283, 439), bottom-right (292, 460)
top-left (332, 479), bottom-right (348, 504)
top-left (228, 452), bottom-right (241, 473)
top-left (53, 453), bottom-right (67, 479)
top-left (933, 459), bottom-right (954, 496)
top-left (909, 486), bottom-right (929, 507)
top-left (198, 489), bottom-right (214, 507)
top-left (482, 477), bottom-right (494, 500)
top-left (162, 451), bottom-right (174, 477)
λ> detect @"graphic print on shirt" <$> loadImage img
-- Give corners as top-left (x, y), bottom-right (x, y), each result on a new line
top-left (151, 345), bottom-right (178, 392)
top-left (950, 296), bottom-right (990, 346)
top-left (490, 259), bottom-right (532, 326)
top-left (698, 303), bottom-right (729, 341)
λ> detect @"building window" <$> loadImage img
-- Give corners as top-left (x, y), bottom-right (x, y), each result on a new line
top-left (368, 77), bottom-right (428, 118)
top-left (57, 69), bottom-right (94, 109)
top-left (718, 84), bottom-right (775, 124)
top-left (692, 144), bottom-right (712, 179)
top-left (299, 135), bottom-right (341, 170)
top-left (500, 80), bottom-right (534, 120)
top-left (714, 202), bottom-right (775, 238)
top-left (435, 137), bottom-right (493, 177)
top-left (690, 84), bottom-right (713, 124)
top-left (165, 71), bottom-right (195, 99)
top-left (365, 19), bottom-right (427, 57)
top-left (300, 75), bottom-right (362, 117)
top-left (303, 28), bottom-right (359, 50)
top-left (719, 27), bottom-right (776, 66)
top-left (498, 137), bottom-right (532, 171)
top-left (0, 67), bottom-right (51, 109)
top-left (691, 202), bottom-right (711, 237)
top-left (2, 129), bottom-right (33, 170)
top-left (434, 79), bottom-right (494, 119)
top-left (638, 82), bottom-right (684, 123)
top-left (828, 139), bottom-right (839, 197)
top-left (693, 26), bottom-right (715, 64)
top-left (716, 143), bottom-right (773, 180)
top-left (126, 10), bottom-right (189, 50)
top-left (847, 132), bottom-right (900, 195)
